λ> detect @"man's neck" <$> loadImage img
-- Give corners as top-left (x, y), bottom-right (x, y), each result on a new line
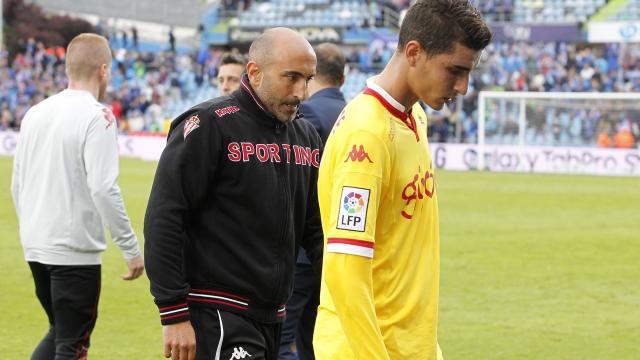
top-left (374, 54), bottom-right (417, 111)
top-left (68, 80), bottom-right (99, 100)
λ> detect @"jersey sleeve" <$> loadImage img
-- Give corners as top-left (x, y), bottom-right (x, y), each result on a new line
top-left (84, 108), bottom-right (141, 260)
top-left (319, 125), bottom-right (392, 358)
top-left (323, 130), bottom-right (389, 259)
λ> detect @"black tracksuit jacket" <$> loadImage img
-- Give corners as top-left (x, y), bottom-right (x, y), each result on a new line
top-left (144, 75), bottom-right (323, 325)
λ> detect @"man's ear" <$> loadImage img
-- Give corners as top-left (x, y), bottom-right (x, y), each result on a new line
top-left (98, 63), bottom-right (109, 79)
top-left (404, 40), bottom-right (423, 67)
top-left (246, 61), bottom-right (263, 88)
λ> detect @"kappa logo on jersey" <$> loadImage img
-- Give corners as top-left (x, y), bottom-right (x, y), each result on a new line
top-left (401, 161), bottom-right (435, 220)
top-left (215, 105), bottom-right (240, 117)
top-left (344, 145), bottom-right (373, 163)
top-left (229, 347), bottom-right (252, 359)
top-left (101, 108), bottom-right (116, 129)
top-left (337, 187), bottom-right (370, 232)
top-left (183, 115), bottom-right (200, 139)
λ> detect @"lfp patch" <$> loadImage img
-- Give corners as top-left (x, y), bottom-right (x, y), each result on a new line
top-left (183, 115), bottom-right (200, 139)
top-left (337, 186), bottom-right (370, 232)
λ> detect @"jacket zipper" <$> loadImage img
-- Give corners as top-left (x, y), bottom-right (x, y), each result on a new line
top-left (271, 122), bottom-right (289, 301)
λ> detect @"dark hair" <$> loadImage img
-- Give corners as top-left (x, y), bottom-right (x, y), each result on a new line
top-left (219, 52), bottom-right (246, 67)
top-left (314, 43), bottom-right (346, 86)
top-left (398, 0), bottom-right (492, 56)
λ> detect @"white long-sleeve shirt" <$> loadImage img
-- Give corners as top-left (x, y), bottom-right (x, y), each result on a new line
top-left (11, 89), bottom-right (141, 265)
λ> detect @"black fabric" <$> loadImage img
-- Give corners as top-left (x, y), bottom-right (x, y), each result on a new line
top-left (191, 308), bottom-right (282, 360)
top-left (145, 75), bottom-right (324, 325)
top-left (28, 262), bottom-right (101, 360)
top-left (278, 263), bottom-right (319, 360)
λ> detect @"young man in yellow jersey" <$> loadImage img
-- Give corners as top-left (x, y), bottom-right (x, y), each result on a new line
top-left (313, 1), bottom-right (492, 359)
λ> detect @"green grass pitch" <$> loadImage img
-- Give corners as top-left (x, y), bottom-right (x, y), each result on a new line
top-left (1, 157), bottom-right (638, 359)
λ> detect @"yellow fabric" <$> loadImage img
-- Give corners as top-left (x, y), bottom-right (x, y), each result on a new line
top-left (314, 89), bottom-right (442, 359)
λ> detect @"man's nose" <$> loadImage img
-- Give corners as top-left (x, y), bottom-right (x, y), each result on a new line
top-left (454, 75), bottom-right (470, 96)
top-left (292, 79), bottom-right (307, 100)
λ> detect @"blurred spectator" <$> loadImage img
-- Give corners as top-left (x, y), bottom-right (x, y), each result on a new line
top-left (217, 53), bottom-right (246, 96)
top-left (614, 128), bottom-right (635, 148)
top-left (596, 127), bottom-right (613, 148)
top-left (2, 37), bottom-right (639, 148)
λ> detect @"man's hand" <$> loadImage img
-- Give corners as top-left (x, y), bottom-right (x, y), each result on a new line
top-left (121, 255), bottom-right (144, 280)
top-left (163, 321), bottom-right (196, 360)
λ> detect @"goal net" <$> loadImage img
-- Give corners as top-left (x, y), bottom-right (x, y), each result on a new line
top-left (477, 91), bottom-right (640, 171)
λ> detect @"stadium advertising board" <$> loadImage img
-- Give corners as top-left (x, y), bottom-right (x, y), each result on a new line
top-left (432, 143), bottom-right (640, 177)
top-left (228, 27), bottom-right (341, 43)
top-left (1, 131), bottom-right (638, 176)
top-left (490, 24), bottom-right (583, 42)
top-left (0, 130), bottom-right (18, 156)
top-left (588, 21), bottom-right (640, 43)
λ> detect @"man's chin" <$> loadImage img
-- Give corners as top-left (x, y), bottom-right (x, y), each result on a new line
top-left (425, 99), bottom-right (444, 111)
top-left (275, 114), bottom-right (294, 123)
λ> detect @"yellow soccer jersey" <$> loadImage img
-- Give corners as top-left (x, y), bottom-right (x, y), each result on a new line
top-left (314, 81), bottom-right (442, 360)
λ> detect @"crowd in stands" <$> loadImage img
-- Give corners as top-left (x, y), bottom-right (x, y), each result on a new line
top-left (0, 39), bottom-right (227, 134)
top-left (1, 37), bottom-right (638, 148)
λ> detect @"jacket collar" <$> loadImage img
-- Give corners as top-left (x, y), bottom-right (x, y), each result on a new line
top-left (309, 87), bottom-right (345, 101)
top-left (238, 74), bottom-right (304, 125)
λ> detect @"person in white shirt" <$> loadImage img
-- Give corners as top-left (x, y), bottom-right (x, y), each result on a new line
top-left (11, 33), bottom-right (144, 360)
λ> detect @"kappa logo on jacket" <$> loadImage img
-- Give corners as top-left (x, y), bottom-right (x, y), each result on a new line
top-left (229, 347), bottom-right (252, 359)
top-left (215, 105), bottom-right (240, 118)
top-left (183, 115), bottom-right (200, 139)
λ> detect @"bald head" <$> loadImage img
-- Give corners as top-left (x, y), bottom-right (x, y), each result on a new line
top-left (249, 27), bottom-right (314, 67)
top-left (245, 27), bottom-right (317, 123)
top-left (66, 33), bottom-right (112, 82)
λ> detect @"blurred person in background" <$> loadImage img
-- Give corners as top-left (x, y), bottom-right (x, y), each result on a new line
top-left (614, 127), bottom-right (635, 148)
top-left (10, 33), bottom-right (144, 360)
top-left (217, 52), bottom-right (247, 96)
top-left (279, 42), bottom-right (346, 360)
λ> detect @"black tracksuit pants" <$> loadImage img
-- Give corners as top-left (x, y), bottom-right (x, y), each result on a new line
top-left (28, 262), bottom-right (101, 360)
top-left (191, 307), bottom-right (282, 360)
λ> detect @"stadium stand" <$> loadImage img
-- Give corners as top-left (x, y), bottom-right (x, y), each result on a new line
top-left (3, 0), bottom-right (639, 148)
top-left (606, 0), bottom-right (640, 20)
top-left (25, 0), bottom-right (213, 27)
top-left (511, 0), bottom-right (606, 23)
top-left (237, 1), bottom-right (367, 28)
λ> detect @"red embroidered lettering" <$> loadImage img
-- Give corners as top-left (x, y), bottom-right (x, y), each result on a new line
top-left (241, 142), bottom-right (254, 162)
top-left (268, 144), bottom-right (281, 163)
top-left (282, 144), bottom-right (292, 163)
top-left (311, 149), bottom-right (320, 168)
top-left (256, 144), bottom-right (269, 162)
top-left (228, 142), bottom-right (241, 162)
top-left (293, 145), bottom-right (303, 165)
top-left (299, 147), bottom-right (312, 166)
top-left (214, 106), bottom-right (240, 118)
